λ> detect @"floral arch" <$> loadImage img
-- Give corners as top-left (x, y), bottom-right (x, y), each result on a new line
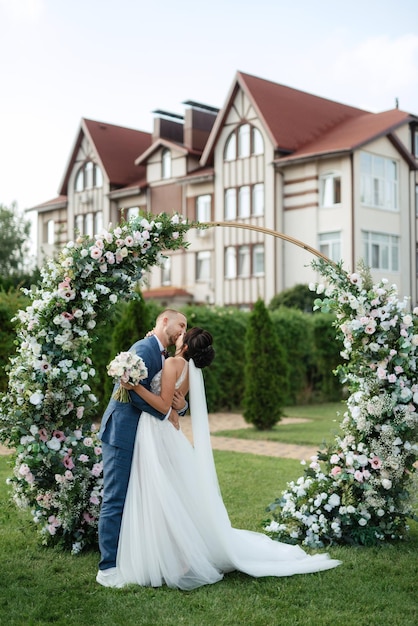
top-left (0, 214), bottom-right (417, 554)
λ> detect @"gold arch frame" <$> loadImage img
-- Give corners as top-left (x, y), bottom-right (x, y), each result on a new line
top-left (201, 221), bottom-right (332, 264)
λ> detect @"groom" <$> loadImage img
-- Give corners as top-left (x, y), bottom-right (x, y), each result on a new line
top-left (96, 308), bottom-right (188, 587)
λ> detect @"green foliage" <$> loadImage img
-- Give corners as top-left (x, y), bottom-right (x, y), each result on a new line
top-left (271, 307), bottom-right (315, 404)
top-left (269, 283), bottom-right (317, 313)
top-left (0, 289), bottom-right (30, 392)
top-left (243, 299), bottom-right (288, 429)
top-left (311, 313), bottom-right (344, 401)
top-left (180, 305), bottom-right (248, 412)
top-left (0, 203), bottom-right (33, 278)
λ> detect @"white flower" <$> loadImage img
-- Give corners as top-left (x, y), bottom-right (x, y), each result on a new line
top-left (29, 392), bottom-right (44, 405)
top-left (381, 479), bottom-right (392, 490)
top-left (47, 437), bottom-right (61, 451)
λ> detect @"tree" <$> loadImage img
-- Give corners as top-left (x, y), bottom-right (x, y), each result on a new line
top-left (0, 202), bottom-right (32, 278)
top-left (243, 299), bottom-right (289, 430)
top-left (269, 283), bottom-right (317, 313)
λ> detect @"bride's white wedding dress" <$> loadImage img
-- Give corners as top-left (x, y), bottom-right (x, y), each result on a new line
top-left (116, 359), bottom-right (341, 590)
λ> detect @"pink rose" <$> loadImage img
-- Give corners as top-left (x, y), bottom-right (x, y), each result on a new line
top-left (331, 466), bottom-right (342, 476)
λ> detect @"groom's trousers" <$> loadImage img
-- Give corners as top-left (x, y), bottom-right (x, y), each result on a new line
top-left (98, 441), bottom-right (134, 570)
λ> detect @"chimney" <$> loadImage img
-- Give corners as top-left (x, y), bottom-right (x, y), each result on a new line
top-left (183, 101), bottom-right (219, 152)
top-left (152, 110), bottom-right (184, 143)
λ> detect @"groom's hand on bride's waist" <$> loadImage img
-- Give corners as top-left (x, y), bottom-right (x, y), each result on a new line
top-left (172, 390), bottom-right (188, 416)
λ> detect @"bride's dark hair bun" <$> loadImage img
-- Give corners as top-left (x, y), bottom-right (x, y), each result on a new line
top-left (183, 327), bottom-right (215, 369)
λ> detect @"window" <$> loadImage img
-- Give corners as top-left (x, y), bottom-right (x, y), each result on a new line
top-left (252, 128), bottom-right (264, 155)
top-left (319, 232), bottom-right (341, 263)
top-left (127, 207), bottom-right (140, 220)
top-left (162, 148), bottom-right (171, 179)
top-left (161, 256), bottom-right (171, 285)
top-left (238, 245), bottom-right (250, 276)
top-left (196, 194), bottom-right (211, 222)
top-left (196, 251), bottom-right (211, 281)
top-left (46, 219), bottom-right (54, 245)
top-left (225, 244), bottom-right (264, 277)
top-left (224, 133), bottom-right (236, 161)
top-left (74, 214), bottom-right (84, 235)
top-left (225, 184), bottom-right (264, 220)
top-left (94, 211), bottom-right (103, 235)
top-left (74, 162), bottom-right (103, 191)
top-left (225, 246), bottom-right (237, 278)
top-left (360, 152), bottom-right (398, 210)
top-left (238, 124), bottom-right (251, 158)
top-left (224, 188), bottom-right (237, 220)
top-left (224, 124), bottom-right (265, 161)
top-left (416, 184), bottom-right (418, 217)
top-left (238, 186), bottom-right (250, 218)
top-left (252, 183), bottom-right (264, 216)
top-left (363, 231), bottom-right (399, 271)
top-left (85, 213), bottom-right (94, 238)
top-left (320, 173), bottom-right (341, 206)
top-left (253, 244), bottom-right (264, 275)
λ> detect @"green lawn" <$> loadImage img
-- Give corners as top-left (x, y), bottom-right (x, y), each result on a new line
top-left (214, 402), bottom-right (345, 447)
top-left (0, 447), bottom-right (417, 626)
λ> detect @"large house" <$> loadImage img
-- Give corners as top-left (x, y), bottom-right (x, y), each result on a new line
top-left (30, 71), bottom-right (418, 308)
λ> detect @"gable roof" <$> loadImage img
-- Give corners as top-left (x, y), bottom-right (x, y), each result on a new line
top-left (275, 108), bottom-right (417, 167)
top-left (58, 118), bottom-right (152, 194)
top-left (135, 138), bottom-right (190, 166)
top-left (201, 71), bottom-right (368, 164)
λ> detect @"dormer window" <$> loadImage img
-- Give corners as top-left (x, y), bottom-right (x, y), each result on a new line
top-left (224, 124), bottom-right (264, 161)
top-left (162, 148), bottom-right (171, 179)
top-left (74, 162), bottom-right (103, 191)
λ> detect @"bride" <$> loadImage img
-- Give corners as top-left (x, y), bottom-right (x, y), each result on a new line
top-left (114, 328), bottom-right (341, 590)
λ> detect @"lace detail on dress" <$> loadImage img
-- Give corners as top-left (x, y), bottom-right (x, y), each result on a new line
top-left (150, 359), bottom-right (187, 394)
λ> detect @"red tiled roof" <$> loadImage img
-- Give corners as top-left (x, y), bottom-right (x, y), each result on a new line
top-left (202, 71), bottom-right (368, 164)
top-left (26, 196), bottom-right (67, 212)
top-left (142, 287), bottom-right (193, 300)
top-left (238, 71), bottom-right (368, 152)
top-left (59, 119), bottom-right (152, 194)
top-left (276, 108), bottom-right (414, 164)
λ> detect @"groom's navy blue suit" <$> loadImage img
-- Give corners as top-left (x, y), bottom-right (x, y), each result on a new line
top-left (98, 335), bottom-right (166, 571)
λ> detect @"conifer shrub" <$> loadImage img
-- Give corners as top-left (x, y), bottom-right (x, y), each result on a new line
top-left (243, 299), bottom-right (288, 429)
top-left (0, 289), bottom-right (30, 392)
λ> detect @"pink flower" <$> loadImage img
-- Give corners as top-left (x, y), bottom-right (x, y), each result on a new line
top-left (52, 430), bottom-right (65, 442)
top-left (90, 246), bottom-right (103, 259)
top-left (370, 456), bottom-right (382, 469)
top-left (63, 454), bottom-right (75, 470)
top-left (38, 428), bottom-right (48, 442)
top-left (90, 494), bottom-right (100, 505)
top-left (83, 511), bottom-right (95, 524)
top-left (388, 374), bottom-right (397, 383)
top-left (331, 466), bottom-right (342, 476)
top-left (76, 406), bottom-right (84, 419)
top-left (78, 454), bottom-right (89, 463)
top-left (354, 470), bottom-right (364, 482)
top-left (91, 462), bottom-right (103, 477)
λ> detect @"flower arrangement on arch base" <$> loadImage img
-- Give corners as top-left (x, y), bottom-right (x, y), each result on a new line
top-left (0, 212), bottom-right (192, 554)
top-left (266, 258), bottom-right (418, 548)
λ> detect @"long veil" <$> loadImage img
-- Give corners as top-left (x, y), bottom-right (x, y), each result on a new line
top-left (188, 359), bottom-right (341, 577)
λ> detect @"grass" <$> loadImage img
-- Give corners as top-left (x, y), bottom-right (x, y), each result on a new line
top-left (1, 402), bottom-right (417, 626)
top-left (214, 402), bottom-right (345, 447)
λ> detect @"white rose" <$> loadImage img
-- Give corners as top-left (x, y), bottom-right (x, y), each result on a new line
top-left (381, 478), bottom-right (392, 490)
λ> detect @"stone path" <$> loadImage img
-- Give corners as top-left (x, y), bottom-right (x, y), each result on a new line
top-left (0, 413), bottom-right (317, 461)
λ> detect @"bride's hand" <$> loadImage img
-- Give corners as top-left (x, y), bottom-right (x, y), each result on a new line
top-left (168, 410), bottom-right (180, 430)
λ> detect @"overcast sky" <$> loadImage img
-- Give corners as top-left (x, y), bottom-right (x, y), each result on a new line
top-left (1, 0), bottom-right (417, 222)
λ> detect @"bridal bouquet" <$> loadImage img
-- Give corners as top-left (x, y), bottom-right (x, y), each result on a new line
top-left (107, 351), bottom-right (148, 402)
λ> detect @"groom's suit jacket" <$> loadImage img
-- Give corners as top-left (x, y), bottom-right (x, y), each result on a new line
top-left (99, 335), bottom-right (165, 451)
